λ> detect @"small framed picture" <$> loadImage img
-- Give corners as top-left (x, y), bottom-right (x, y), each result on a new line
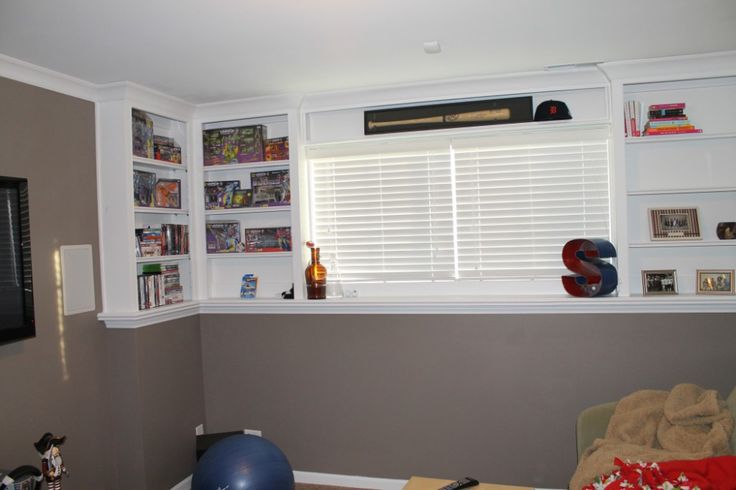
top-left (716, 222), bottom-right (736, 240)
top-left (649, 207), bottom-right (701, 240)
top-left (696, 270), bottom-right (735, 295)
top-left (641, 270), bottom-right (678, 295)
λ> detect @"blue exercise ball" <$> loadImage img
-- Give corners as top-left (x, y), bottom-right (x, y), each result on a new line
top-left (192, 434), bottom-right (294, 490)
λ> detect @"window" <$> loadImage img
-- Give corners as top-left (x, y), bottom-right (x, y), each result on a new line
top-left (306, 125), bottom-right (611, 297)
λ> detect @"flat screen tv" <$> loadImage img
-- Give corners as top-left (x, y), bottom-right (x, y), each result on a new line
top-left (0, 176), bottom-right (35, 344)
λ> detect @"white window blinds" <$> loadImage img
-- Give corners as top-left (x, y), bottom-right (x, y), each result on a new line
top-left (307, 125), bottom-right (610, 286)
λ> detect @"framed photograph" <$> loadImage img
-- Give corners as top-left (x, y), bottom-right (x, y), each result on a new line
top-left (154, 178), bottom-right (181, 208)
top-left (641, 270), bottom-right (678, 295)
top-left (649, 207), bottom-right (701, 240)
top-left (696, 270), bottom-right (735, 295)
top-left (716, 222), bottom-right (736, 240)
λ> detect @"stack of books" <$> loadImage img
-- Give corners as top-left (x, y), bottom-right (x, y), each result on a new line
top-left (643, 103), bottom-right (702, 136)
top-left (137, 263), bottom-right (184, 310)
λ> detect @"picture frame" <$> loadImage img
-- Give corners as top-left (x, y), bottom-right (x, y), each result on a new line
top-left (716, 222), bottom-right (736, 240)
top-left (696, 269), bottom-right (735, 295)
top-left (648, 207), bottom-right (701, 240)
top-left (641, 270), bottom-right (678, 295)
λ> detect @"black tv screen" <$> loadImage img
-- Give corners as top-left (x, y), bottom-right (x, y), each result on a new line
top-left (0, 176), bottom-right (35, 344)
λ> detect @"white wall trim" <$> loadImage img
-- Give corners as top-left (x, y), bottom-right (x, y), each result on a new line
top-left (293, 470), bottom-right (406, 490)
top-left (0, 52), bottom-right (98, 101)
top-left (100, 295), bottom-right (736, 328)
top-left (170, 471), bottom-right (406, 490)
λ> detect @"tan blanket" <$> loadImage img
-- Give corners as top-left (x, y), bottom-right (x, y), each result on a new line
top-left (570, 383), bottom-right (734, 489)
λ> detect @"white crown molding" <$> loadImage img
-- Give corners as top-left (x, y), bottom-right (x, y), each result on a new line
top-left (599, 50), bottom-right (736, 83)
top-left (298, 67), bottom-right (610, 115)
top-left (0, 52), bottom-right (98, 101)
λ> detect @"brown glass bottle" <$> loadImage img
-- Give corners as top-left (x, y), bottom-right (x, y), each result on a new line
top-left (305, 247), bottom-right (327, 299)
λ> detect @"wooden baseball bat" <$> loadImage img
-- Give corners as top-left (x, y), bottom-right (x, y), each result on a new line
top-left (367, 108), bottom-right (511, 129)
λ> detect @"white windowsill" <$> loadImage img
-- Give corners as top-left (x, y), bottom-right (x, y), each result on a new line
top-left (98, 295), bottom-right (736, 328)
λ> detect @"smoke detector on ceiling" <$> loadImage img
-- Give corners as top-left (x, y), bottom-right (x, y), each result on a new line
top-left (423, 41), bottom-right (442, 54)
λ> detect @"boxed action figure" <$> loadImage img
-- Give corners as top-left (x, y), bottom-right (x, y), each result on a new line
top-left (132, 109), bottom-right (154, 159)
top-left (265, 137), bottom-right (289, 161)
top-left (154, 135), bottom-right (182, 164)
top-left (203, 125), bottom-right (266, 166)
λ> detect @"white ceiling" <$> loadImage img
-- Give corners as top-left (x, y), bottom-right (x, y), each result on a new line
top-left (1, 0), bottom-right (735, 104)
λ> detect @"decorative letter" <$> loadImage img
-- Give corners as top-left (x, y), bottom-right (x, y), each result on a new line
top-left (561, 238), bottom-right (618, 297)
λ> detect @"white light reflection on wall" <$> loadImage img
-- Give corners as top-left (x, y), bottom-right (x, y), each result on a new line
top-left (53, 249), bottom-right (69, 382)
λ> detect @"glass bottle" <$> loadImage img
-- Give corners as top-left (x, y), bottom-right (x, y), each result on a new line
top-left (305, 247), bottom-right (327, 299)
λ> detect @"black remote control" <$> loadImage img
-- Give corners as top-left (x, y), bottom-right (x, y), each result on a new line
top-left (438, 477), bottom-right (480, 490)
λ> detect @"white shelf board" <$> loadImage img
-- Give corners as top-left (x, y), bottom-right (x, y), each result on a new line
top-left (203, 160), bottom-right (290, 173)
top-left (98, 300), bottom-right (200, 329)
top-left (630, 240), bottom-right (735, 248)
top-left (197, 295), bottom-right (736, 315)
top-left (134, 206), bottom-right (189, 215)
top-left (136, 254), bottom-right (190, 263)
top-left (132, 156), bottom-right (187, 171)
top-left (207, 251), bottom-right (292, 259)
top-left (205, 206), bottom-right (290, 216)
top-left (98, 294), bottom-right (736, 328)
top-left (625, 131), bottom-right (736, 144)
top-left (628, 187), bottom-right (736, 196)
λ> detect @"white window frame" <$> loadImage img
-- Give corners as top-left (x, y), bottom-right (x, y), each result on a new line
top-left (305, 123), bottom-right (614, 299)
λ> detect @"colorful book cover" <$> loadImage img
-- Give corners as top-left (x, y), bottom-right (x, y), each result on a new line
top-left (649, 103), bottom-right (686, 110)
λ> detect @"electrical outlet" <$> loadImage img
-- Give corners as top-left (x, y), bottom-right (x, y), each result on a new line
top-left (243, 429), bottom-right (262, 437)
top-left (195, 424), bottom-right (204, 436)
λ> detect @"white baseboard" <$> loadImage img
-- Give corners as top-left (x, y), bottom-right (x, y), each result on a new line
top-left (171, 475), bottom-right (192, 490)
top-left (172, 471), bottom-right (406, 490)
top-left (293, 470), bottom-right (406, 489)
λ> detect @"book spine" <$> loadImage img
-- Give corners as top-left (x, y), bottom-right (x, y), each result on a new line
top-left (645, 128), bottom-right (703, 135)
top-left (623, 101), bottom-right (630, 137)
top-left (649, 103), bottom-right (686, 110)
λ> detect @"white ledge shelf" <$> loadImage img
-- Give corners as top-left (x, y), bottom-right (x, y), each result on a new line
top-left (98, 301), bottom-right (200, 329)
top-left (625, 131), bottom-right (736, 144)
top-left (205, 206), bottom-right (290, 216)
top-left (136, 254), bottom-right (190, 263)
top-left (629, 241), bottom-right (735, 248)
top-left (203, 160), bottom-right (290, 173)
top-left (628, 187), bottom-right (736, 196)
top-left (132, 156), bottom-right (187, 170)
top-left (134, 206), bottom-right (189, 215)
top-left (207, 251), bottom-right (292, 259)
top-left (98, 295), bottom-right (736, 328)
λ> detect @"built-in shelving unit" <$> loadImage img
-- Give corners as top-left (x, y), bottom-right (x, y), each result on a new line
top-left (97, 87), bottom-right (196, 325)
top-left (603, 55), bottom-right (736, 299)
top-left (95, 55), bottom-right (736, 328)
top-left (194, 109), bottom-right (302, 301)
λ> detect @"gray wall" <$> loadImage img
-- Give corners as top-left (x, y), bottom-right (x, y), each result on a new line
top-left (0, 77), bottom-right (205, 490)
top-left (0, 76), bottom-right (110, 487)
top-left (200, 313), bottom-right (736, 488)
